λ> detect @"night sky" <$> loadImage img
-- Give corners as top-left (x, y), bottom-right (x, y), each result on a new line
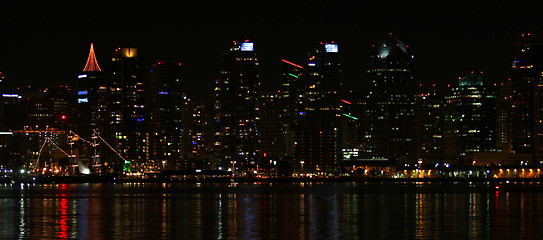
top-left (1, 1), bottom-right (542, 100)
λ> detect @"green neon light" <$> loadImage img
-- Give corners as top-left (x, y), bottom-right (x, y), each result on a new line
top-left (342, 114), bottom-right (358, 120)
top-left (288, 73), bottom-right (299, 78)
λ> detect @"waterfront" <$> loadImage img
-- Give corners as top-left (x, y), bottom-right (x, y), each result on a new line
top-left (1, 182), bottom-right (543, 239)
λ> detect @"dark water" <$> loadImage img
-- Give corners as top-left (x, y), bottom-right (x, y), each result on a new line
top-left (1, 182), bottom-right (543, 239)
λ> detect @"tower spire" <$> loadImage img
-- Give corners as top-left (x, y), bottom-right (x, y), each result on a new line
top-left (83, 43), bottom-right (102, 72)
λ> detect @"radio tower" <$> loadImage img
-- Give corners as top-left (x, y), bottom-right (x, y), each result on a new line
top-left (83, 43), bottom-right (102, 71)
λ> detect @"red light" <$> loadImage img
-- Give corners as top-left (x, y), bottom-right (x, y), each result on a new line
top-left (61, 115), bottom-right (66, 120)
top-left (341, 99), bottom-right (352, 104)
top-left (281, 59), bottom-right (304, 69)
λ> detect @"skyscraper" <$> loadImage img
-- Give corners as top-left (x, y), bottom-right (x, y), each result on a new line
top-left (147, 60), bottom-right (184, 170)
top-left (182, 99), bottom-right (212, 169)
top-left (257, 90), bottom-right (284, 173)
top-left (280, 58), bottom-right (304, 166)
top-left (443, 73), bottom-right (497, 163)
top-left (364, 34), bottom-right (416, 165)
top-left (75, 43), bottom-right (106, 137)
top-left (213, 40), bottom-right (260, 172)
top-left (108, 47), bottom-right (146, 171)
top-left (415, 84), bottom-right (445, 167)
top-left (496, 78), bottom-right (512, 153)
top-left (511, 33), bottom-right (543, 163)
top-left (293, 42), bottom-right (343, 173)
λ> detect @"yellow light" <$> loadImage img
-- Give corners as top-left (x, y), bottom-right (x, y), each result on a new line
top-left (122, 48), bottom-right (138, 58)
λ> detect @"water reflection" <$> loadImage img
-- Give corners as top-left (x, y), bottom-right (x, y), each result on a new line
top-left (1, 182), bottom-right (543, 239)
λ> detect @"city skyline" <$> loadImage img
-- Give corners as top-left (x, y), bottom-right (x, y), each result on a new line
top-left (2, 1), bottom-right (543, 99)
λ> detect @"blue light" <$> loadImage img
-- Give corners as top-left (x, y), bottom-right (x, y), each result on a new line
top-left (136, 118), bottom-right (145, 122)
top-left (78, 90), bottom-right (88, 95)
top-left (158, 91), bottom-right (169, 95)
top-left (325, 44), bottom-right (338, 53)
top-left (78, 98), bottom-right (88, 103)
top-left (241, 42), bottom-right (254, 51)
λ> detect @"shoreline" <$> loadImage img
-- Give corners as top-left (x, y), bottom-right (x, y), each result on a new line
top-left (3, 175), bottom-right (543, 184)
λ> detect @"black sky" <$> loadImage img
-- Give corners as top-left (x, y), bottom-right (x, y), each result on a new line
top-left (1, 1), bottom-right (542, 100)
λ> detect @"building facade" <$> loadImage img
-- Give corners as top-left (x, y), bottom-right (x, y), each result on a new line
top-left (108, 47), bottom-right (146, 171)
top-left (510, 34), bottom-right (543, 164)
top-left (147, 60), bottom-right (184, 170)
top-left (364, 34), bottom-right (416, 165)
top-left (293, 42), bottom-right (343, 173)
top-left (443, 73), bottom-right (497, 164)
top-left (213, 41), bottom-right (260, 172)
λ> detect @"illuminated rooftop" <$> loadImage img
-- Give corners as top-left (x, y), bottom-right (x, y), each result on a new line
top-left (82, 43), bottom-right (102, 71)
top-left (374, 33), bottom-right (410, 59)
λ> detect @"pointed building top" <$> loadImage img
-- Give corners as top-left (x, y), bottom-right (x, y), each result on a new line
top-left (375, 34), bottom-right (410, 59)
top-left (83, 43), bottom-right (102, 72)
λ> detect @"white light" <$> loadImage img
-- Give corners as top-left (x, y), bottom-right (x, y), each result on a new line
top-left (325, 44), bottom-right (338, 52)
top-left (78, 74), bottom-right (88, 78)
top-left (241, 42), bottom-right (254, 51)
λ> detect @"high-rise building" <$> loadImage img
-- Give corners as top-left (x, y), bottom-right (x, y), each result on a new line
top-left (443, 73), bottom-right (497, 163)
top-left (257, 90), bottom-right (284, 173)
top-left (496, 78), bottom-right (512, 153)
top-left (364, 34), bottom-right (416, 165)
top-left (75, 43), bottom-right (106, 138)
top-left (147, 60), bottom-right (184, 170)
top-left (293, 42), bottom-right (343, 173)
top-left (415, 84), bottom-right (445, 167)
top-left (340, 91), bottom-right (364, 163)
top-left (182, 99), bottom-right (212, 169)
top-left (20, 86), bottom-right (73, 130)
top-left (510, 33), bottom-right (543, 163)
top-left (0, 93), bottom-right (22, 131)
top-left (108, 47), bottom-right (146, 171)
top-left (213, 40), bottom-right (260, 172)
top-left (280, 58), bottom-right (304, 166)
top-left (0, 72), bottom-right (24, 131)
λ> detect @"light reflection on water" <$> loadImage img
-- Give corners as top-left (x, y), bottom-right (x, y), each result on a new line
top-left (0, 182), bottom-right (543, 239)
